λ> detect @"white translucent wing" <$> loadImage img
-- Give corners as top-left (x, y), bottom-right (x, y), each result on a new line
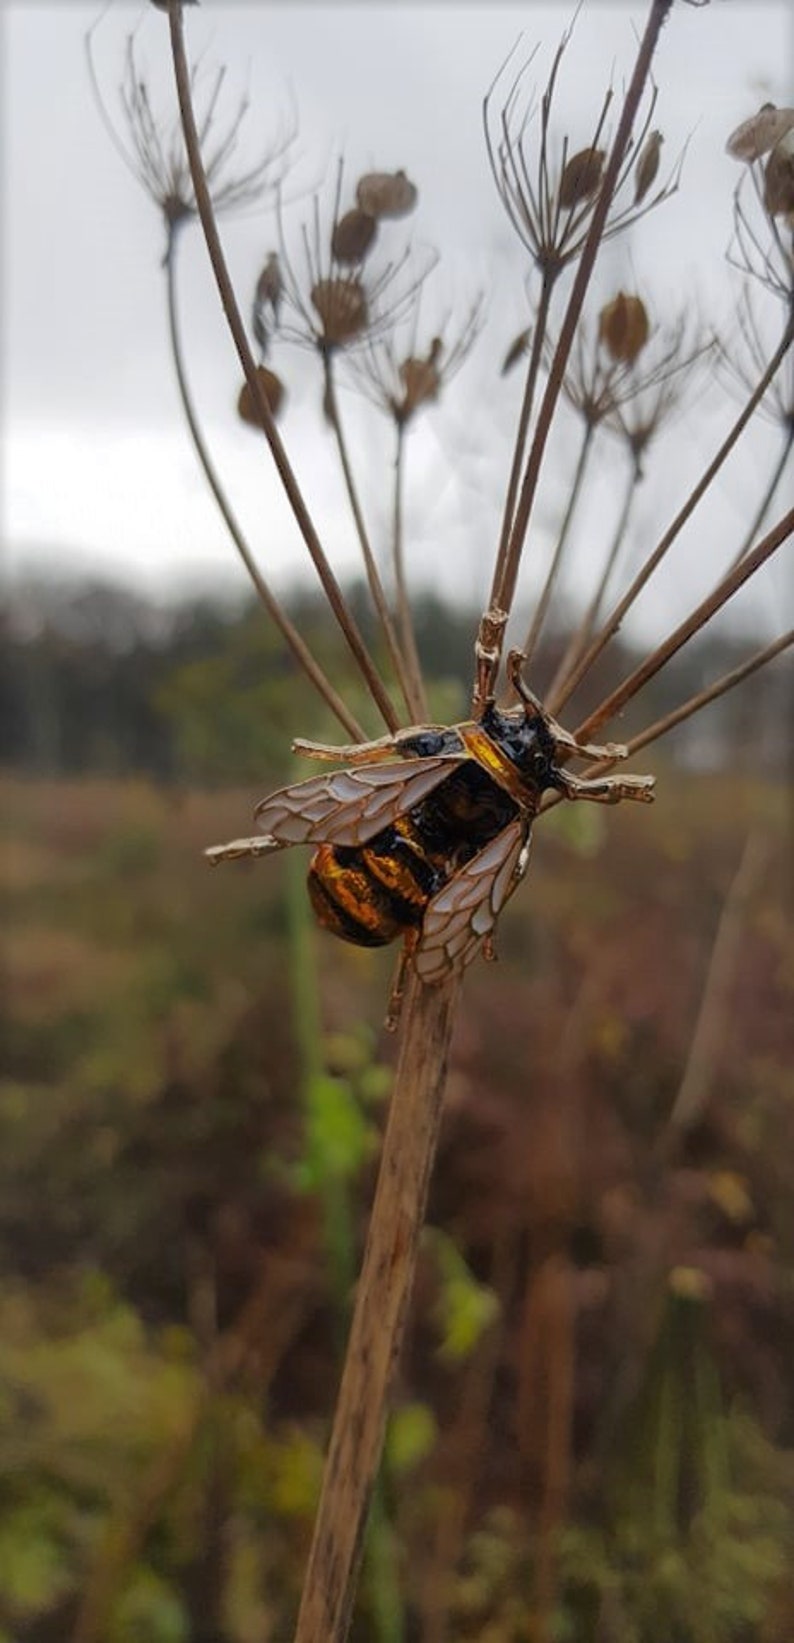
top-left (253, 756), bottom-right (467, 848)
top-left (415, 817), bottom-right (531, 984)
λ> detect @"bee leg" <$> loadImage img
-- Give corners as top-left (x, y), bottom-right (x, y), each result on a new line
top-left (553, 768), bottom-right (656, 805)
top-left (548, 724), bottom-right (629, 763)
top-left (292, 733), bottom-right (403, 765)
top-left (205, 835), bottom-right (286, 864)
top-left (483, 933), bottom-right (499, 964)
top-left (384, 933), bottom-right (419, 1032)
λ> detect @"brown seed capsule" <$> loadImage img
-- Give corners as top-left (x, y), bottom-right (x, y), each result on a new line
top-left (356, 169), bottom-right (418, 219)
top-left (764, 132), bottom-right (794, 217)
top-left (501, 328), bottom-right (532, 376)
top-left (311, 277), bottom-right (368, 346)
top-left (237, 366), bottom-right (285, 427)
top-left (634, 131), bottom-right (663, 204)
top-left (255, 253), bottom-right (283, 324)
top-left (331, 208), bottom-right (378, 265)
top-left (598, 292), bottom-right (649, 364)
top-left (558, 147), bottom-right (605, 210)
top-left (726, 103), bottom-right (794, 163)
top-left (398, 356), bottom-right (441, 417)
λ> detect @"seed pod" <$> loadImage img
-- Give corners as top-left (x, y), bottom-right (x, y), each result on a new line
top-left (501, 328), bottom-right (532, 376)
top-left (237, 366), bottom-right (285, 427)
top-left (311, 277), bottom-right (368, 346)
top-left (331, 208), bottom-right (378, 265)
top-left (399, 356), bottom-right (441, 417)
top-left (634, 131), bottom-right (663, 204)
top-left (558, 147), bottom-right (605, 210)
top-left (255, 252), bottom-right (283, 325)
top-left (726, 103), bottom-right (794, 163)
top-left (356, 168), bottom-right (418, 219)
top-left (598, 292), bottom-right (649, 365)
top-left (764, 131), bottom-right (794, 217)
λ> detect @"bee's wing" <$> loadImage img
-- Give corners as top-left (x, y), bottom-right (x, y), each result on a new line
top-left (254, 756), bottom-right (467, 848)
top-left (415, 817), bottom-right (531, 984)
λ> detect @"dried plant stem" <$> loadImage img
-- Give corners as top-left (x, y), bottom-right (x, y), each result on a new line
top-left (574, 504), bottom-right (794, 743)
top-left (492, 270), bottom-right (557, 605)
top-left (166, 0), bottom-right (400, 734)
top-left (492, 0), bottom-right (674, 620)
top-left (164, 235), bottom-right (364, 740)
top-left (294, 973), bottom-right (460, 1643)
top-left (540, 628), bottom-right (793, 819)
top-left (321, 355), bottom-right (419, 724)
top-left (727, 426), bottom-right (794, 572)
top-left (523, 417), bottom-right (596, 668)
top-left (547, 453), bottom-right (640, 708)
top-left (553, 319), bottom-right (794, 714)
top-left (392, 423), bottom-right (429, 721)
top-left (665, 825), bottom-right (770, 1137)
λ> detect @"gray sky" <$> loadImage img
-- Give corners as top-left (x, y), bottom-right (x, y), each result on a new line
top-left (3, 0), bottom-right (792, 646)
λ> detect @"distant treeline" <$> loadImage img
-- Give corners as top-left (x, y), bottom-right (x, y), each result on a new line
top-left (1, 576), bottom-right (789, 782)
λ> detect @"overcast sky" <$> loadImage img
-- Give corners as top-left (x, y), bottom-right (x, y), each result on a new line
top-left (3, 0), bottom-right (792, 648)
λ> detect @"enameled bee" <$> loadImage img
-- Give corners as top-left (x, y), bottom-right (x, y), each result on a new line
top-left (207, 638), bottom-right (655, 1024)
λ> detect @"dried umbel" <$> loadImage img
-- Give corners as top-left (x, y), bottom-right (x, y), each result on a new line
top-left (558, 146), bottom-right (605, 209)
top-left (311, 277), bottom-right (369, 347)
top-left (356, 169), bottom-right (418, 219)
top-left (764, 132), bottom-right (794, 219)
top-left (726, 103), bottom-right (794, 164)
top-left (237, 365), bottom-right (285, 427)
top-left (331, 208), bottom-right (378, 265)
top-left (599, 292), bottom-right (650, 364)
top-left (397, 340), bottom-right (443, 418)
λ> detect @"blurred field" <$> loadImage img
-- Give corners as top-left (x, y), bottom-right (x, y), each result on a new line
top-left (1, 767), bottom-right (793, 1641)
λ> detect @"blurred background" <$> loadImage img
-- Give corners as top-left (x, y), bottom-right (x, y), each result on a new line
top-left (2, 2), bottom-right (793, 1639)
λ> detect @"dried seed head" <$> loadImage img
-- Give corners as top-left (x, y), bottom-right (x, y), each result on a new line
top-left (311, 277), bottom-right (369, 346)
top-left (331, 208), bottom-right (378, 265)
top-left (398, 351), bottom-right (442, 417)
top-left (237, 366), bottom-right (285, 427)
top-left (255, 253), bottom-right (282, 317)
top-left (558, 147), bottom-right (606, 210)
top-left (356, 168), bottom-right (418, 219)
top-left (764, 131), bottom-right (794, 217)
top-left (598, 292), bottom-right (650, 364)
top-left (726, 103), bottom-right (794, 163)
top-left (634, 131), bottom-right (663, 204)
top-left (501, 328), bottom-right (532, 376)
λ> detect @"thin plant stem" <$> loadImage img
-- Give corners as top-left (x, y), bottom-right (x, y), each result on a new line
top-left (392, 423), bottom-right (429, 722)
top-left (164, 231), bottom-right (365, 741)
top-left (294, 972), bottom-right (460, 1643)
top-left (491, 269), bottom-right (557, 608)
top-left (547, 451), bottom-right (640, 709)
top-left (573, 504), bottom-right (794, 743)
top-left (322, 354), bottom-right (420, 723)
top-left (166, 0), bottom-right (400, 734)
top-left (553, 317), bottom-right (794, 714)
top-left (665, 825), bottom-right (770, 1138)
top-left (492, 0), bottom-right (674, 623)
top-left (540, 628), bottom-right (793, 818)
top-left (523, 416), bottom-right (596, 668)
top-left (727, 426), bottom-right (794, 572)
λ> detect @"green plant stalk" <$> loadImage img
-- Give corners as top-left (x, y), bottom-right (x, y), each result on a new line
top-left (286, 849), bottom-right (354, 1331)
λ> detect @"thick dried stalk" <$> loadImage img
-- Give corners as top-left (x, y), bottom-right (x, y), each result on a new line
top-left (553, 319), bottom-right (794, 713)
top-left (492, 0), bottom-right (674, 621)
top-left (574, 505), bottom-right (794, 742)
top-left (491, 270), bottom-right (557, 605)
top-left (322, 355), bottom-right (420, 723)
top-left (166, 0), bottom-right (400, 734)
top-left (294, 972), bottom-right (460, 1643)
top-left (165, 234), bottom-right (364, 741)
